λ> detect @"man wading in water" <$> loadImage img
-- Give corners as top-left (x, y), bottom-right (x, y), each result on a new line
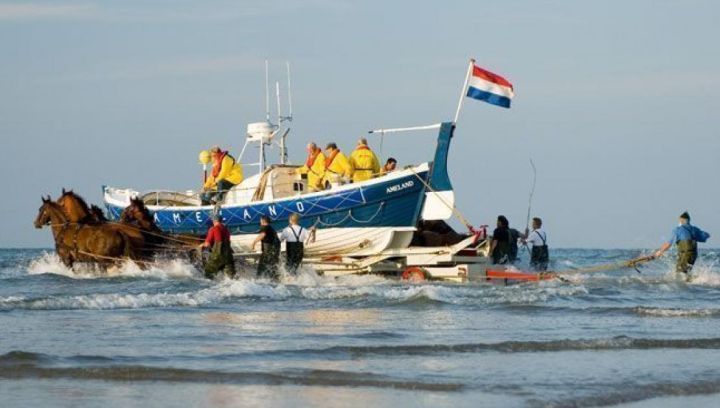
top-left (252, 216), bottom-right (281, 280)
top-left (522, 217), bottom-right (549, 271)
top-left (653, 211), bottom-right (710, 280)
top-left (490, 215), bottom-right (514, 264)
top-left (200, 214), bottom-right (235, 279)
top-left (280, 213), bottom-right (313, 275)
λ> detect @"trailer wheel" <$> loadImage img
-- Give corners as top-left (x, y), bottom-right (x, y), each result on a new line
top-left (401, 267), bottom-right (427, 282)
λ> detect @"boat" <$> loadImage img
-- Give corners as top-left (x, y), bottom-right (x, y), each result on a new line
top-left (103, 118), bottom-right (458, 256)
top-left (104, 63), bottom-right (461, 258)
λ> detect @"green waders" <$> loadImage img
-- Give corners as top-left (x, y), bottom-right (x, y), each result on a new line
top-left (204, 241), bottom-right (236, 279)
top-left (257, 242), bottom-right (280, 280)
top-left (285, 241), bottom-right (304, 275)
top-left (492, 230), bottom-right (513, 264)
top-left (530, 231), bottom-right (549, 271)
top-left (676, 239), bottom-right (698, 274)
top-left (531, 245), bottom-right (550, 271)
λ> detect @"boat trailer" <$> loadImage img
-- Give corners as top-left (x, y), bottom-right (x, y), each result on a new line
top-left (235, 234), bottom-right (555, 284)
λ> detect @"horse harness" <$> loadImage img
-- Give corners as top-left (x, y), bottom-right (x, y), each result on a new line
top-left (51, 222), bottom-right (84, 260)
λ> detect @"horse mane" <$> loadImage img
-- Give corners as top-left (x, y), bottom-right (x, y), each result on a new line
top-left (60, 189), bottom-right (91, 212)
top-left (130, 197), bottom-right (152, 220)
top-left (90, 205), bottom-right (108, 222)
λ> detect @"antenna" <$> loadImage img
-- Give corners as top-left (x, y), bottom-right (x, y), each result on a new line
top-left (276, 81), bottom-right (282, 125)
top-left (264, 59), bottom-right (270, 122)
top-left (286, 61), bottom-right (293, 120)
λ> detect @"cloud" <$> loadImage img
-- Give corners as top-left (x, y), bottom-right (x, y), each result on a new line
top-left (0, 3), bottom-right (98, 20)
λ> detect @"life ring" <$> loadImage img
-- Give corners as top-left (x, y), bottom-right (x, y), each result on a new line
top-left (401, 266), bottom-right (427, 282)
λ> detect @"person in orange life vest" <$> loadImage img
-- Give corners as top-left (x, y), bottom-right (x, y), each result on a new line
top-left (294, 143), bottom-right (326, 191)
top-left (381, 157), bottom-right (397, 174)
top-left (201, 146), bottom-right (244, 205)
top-left (349, 138), bottom-right (380, 183)
top-left (199, 214), bottom-right (235, 279)
top-left (322, 142), bottom-right (352, 188)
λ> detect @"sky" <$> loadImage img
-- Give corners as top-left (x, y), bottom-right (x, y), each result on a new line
top-left (1, 0), bottom-right (718, 248)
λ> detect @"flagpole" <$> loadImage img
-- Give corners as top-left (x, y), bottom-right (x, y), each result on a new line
top-left (453, 58), bottom-right (475, 124)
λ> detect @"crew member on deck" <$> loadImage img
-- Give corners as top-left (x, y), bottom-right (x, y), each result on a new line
top-left (653, 212), bottom-right (710, 278)
top-left (322, 143), bottom-right (353, 188)
top-left (522, 217), bottom-right (549, 271)
top-left (381, 157), bottom-right (397, 174)
top-left (200, 214), bottom-right (235, 279)
top-left (280, 213), bottom-right (312, 275)
top-left (295, 143), bottom-right (326, 191)
top-left (252, 215), bottom-right (281, 280)
top-left (202, 146), bottom-right (244, 205)
top-left (489, 215), bottom-right (513, 264)
top-left (349, 138), bottom-right (380, 183)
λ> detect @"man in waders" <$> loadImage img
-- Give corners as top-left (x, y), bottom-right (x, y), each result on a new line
top-left (653, 212), bottom-right (710, 279)
top-left (522, 217), bottom-right (549, 271)
top-left (489, 215), bottom-right (513, 264)
top-left (251, 216), bottom-right (281, 280)
top-left (280, 213), bottom-right (312, 275)
top-left (508, 225), bottom-right (521, 264)
top-left (200, 214), bottom-right (235, 279)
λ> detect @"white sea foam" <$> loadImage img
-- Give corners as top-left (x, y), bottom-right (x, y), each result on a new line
top-left (1, 271), bottom-right (591, 311)
top-left (633, 307), bottom-right (720, 318)
top-left (26, 252), bottom-right (201, 280)
top-left (0, 279), bottom-right (293, 310)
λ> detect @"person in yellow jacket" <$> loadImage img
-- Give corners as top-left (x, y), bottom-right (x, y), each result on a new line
top-left (295, 143), bottom-right (326, 191)
top-left (322, 142), bottom-right (353, 188)
top-left (201, 146), bottom-right (244, 204)
top-left (349, 138), bottom-right (380, 183)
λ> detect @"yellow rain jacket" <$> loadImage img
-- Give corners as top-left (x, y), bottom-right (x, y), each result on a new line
top-left (349, 145), bottom-right (380, 182)
top-left (296, 150), bottom-right (326, 191)
top-left (323, 149), bottom-right (353, 186)
top-left (204, 153), bottom-right (244, 190)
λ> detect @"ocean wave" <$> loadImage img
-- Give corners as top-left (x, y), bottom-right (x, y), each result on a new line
top-left (0, 351), bottom-right (461, 391)
top-left (0, 280), bottom-right (292, 310)
top-left (276, 336), bottom-right (720, 357)
top-left (3, 336), bottom-right (718, 367)
top-left (632, 307), bottom-right (720, 318)
top-left (546, 379), bottom-right (720, 408)
top-left (0, 278), bottom-right (589, 310)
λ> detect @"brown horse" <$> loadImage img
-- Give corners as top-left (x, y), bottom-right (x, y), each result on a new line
top-left (120, 197), bottom-right (167, 253)
top-left (57, 189), bottom-right (104, 224)
top-left (57, 189), bottom-right (148, 252)
top-left (34, 197), bottom-right (135, 267)
top-left (121, 197), bottom-right (163, 234)
top-left (121, 198), bottom-right (204, 261)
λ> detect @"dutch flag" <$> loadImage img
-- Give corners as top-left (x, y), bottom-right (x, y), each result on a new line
top-left (466, 63), bottom-right (514, 109)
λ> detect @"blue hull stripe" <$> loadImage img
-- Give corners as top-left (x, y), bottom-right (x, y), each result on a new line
top-left (106, 170), bottom-right (428, 236)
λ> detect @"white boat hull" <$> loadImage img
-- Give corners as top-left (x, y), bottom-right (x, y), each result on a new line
top-left (230, 227), bottom-right (416, 257)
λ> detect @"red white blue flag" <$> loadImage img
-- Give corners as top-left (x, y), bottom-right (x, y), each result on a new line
top-left (466, 64), bottom-right (514, 108)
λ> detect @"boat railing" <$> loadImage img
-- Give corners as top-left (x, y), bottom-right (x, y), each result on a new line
top-left (106, 163), bottom-right (424, 209)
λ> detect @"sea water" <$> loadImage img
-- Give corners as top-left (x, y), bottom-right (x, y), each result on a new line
top-left (1, 248), bottom-right (719, 407)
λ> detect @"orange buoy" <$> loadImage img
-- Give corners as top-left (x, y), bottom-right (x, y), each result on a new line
top-left (401, 266), bottom-right (427, 282)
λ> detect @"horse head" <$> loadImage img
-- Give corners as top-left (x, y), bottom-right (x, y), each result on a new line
top-left (34, 196), bottom-right (57, 228)
top-left (121, 197), bottom-right (157, 231)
